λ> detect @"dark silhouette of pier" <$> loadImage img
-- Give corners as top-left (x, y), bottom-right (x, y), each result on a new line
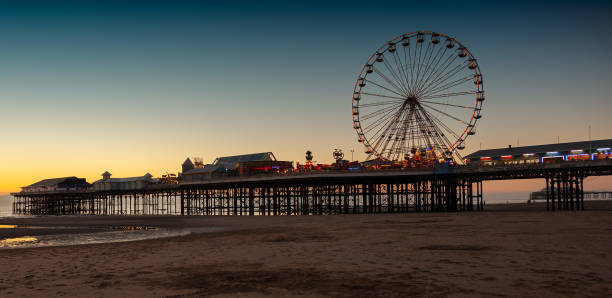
top-left (11, 160), bottom-right (612, 216)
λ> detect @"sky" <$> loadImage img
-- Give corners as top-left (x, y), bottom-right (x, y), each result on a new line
top-left (1, 0), bottom-right (612, 194)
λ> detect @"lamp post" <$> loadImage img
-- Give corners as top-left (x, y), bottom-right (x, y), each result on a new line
top-left (350, 149), bottom-right (354, 162)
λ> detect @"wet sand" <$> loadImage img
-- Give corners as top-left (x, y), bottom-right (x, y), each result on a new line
top-left (1, 202), bottom-right (611, 297)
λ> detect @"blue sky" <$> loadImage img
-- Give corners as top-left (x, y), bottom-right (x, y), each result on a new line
top-left (1, 0), bottom-right (611, 192)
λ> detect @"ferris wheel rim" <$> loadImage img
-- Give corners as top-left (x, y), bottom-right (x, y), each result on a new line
top-left (352, 30), bottom-right (484, 162)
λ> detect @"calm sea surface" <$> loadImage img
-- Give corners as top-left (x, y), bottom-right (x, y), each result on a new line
top-left (0, 195), bottom-right (13, 217)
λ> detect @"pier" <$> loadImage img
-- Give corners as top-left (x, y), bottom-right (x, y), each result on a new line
top-left (11, 160), bottom-right (612, 216)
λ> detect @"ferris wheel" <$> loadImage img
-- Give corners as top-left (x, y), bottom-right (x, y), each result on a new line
top-left (352, 31), bottom-right (484, 163)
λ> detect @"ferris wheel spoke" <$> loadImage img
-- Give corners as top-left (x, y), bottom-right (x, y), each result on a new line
top-left (415, 46), bottom-right (449, 94)
top-left (390, 110), bottom-right (414, 158)
top-left (423, 75), bottom-right (473, 97)
top-left (419, 102), bottom-right (470, 125)
top-left (358, 99), bottom-right (405, 109)
top-left (413, 41), bottom-right (431, 94)
top-left (428, 112), bottom-right (462, 141)
top-left (362, 111), bottom-right (397, 134)
top-left (418, 99), bottom-right (475, 109)
top-left (390, 49), bottom-right (413, 95)
top-left (380, 58), bottom-right (410, 95)
top-left (411, 42), bottom-right (423, 92)
top-left (360, 103), bottom-right (403, 121)
top-left (408, 41), bottom-right (422, 92)
top-left (418, 61), bottom-right (469, 96)
top-left (360, 92), bottom-right (406, 101)
top-left (415, 125), bottom-right (452, 155)
top-left (420, 110), bottom-right (456, 149)
top-left (416, 54), bottom-right (463, 95)
top-left (419, 52), bottom-right (459, 91)
top-left (370, 105), bottom-right (408, 154)
top-left (385, 109), bottom-right (412, 156)
top-left (370, 107), bottom-right (404, 147)
top-left (413, 110), bottom-right (442, 147)
top-left (418, 107), bottom-right (463, 150)
top-left (420, 74), bottom-right (472, 98)
top-left (365, 113), bottom-right (397, 141)
top-left (364, 79), bottom-right (406, 98)
top-left (361, 102), bottom-right (404, 132)
top-left (414, 43), bottom-right (446, 93)
top-left (404, 41), bottom-right (417, 91)
top-left (420, 90), bottom-right (476, 100)
top-left (373, 67), bottom-right (408, 97)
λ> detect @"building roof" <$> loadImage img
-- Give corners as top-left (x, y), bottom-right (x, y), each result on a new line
top-left (183, 164), bottom-right (226, 175)
top-left (93, 173), bottom-right (153, 184)
top-left (213, 152), bottom-right (277, 170)
top-left (182, 158), bottom-right (194, 167)
top-left (24, 177), bottom-right (85, 188)
top-left (465, 139), bottom-right (612, 159)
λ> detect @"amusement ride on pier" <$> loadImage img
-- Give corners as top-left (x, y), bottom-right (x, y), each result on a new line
top-left (11, 31), bottom-right (612, 216)
top-left (352, 31), bottom-right (483, 167)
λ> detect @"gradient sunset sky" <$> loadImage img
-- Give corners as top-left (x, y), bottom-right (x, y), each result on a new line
top-left (1, 1), bottom-right (611, 193)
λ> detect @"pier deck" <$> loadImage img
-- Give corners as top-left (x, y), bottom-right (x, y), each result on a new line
top-left (11, 160), bottom-right (612, 215)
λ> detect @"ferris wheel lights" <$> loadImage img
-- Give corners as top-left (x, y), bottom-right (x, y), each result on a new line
top-left (416, 33), bottom-right (425, 43)
top-left (477, 94), bottom-right (485, 102)
top-left (431, 34), bottom-right (440, 44)
top-left (445, 39), bottom-right (455, 49)
top-left (353, 31), bottom-right (483, 164)
top-left (457, 47), bottom-right (467, 58)
top-left (468, 58), bottom-right (478, 69)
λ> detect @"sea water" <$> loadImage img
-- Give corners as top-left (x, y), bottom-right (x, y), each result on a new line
top-left (0, 225), bottom-right (225, 249)
top-left (0, 195), bottom-right (15, 217)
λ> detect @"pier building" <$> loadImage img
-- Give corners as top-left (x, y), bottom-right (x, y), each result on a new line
top-left (91, 172), bottom-right (156, 191)
top-left (465, 139), bottom-right (612, 166)
top-left (20, 177), bottom-right (90, 193)
top-left (181, 152), bottom-right (293, 181)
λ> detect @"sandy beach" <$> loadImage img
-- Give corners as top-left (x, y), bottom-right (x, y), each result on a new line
top-left (0, 202), bottom-right (611, 297)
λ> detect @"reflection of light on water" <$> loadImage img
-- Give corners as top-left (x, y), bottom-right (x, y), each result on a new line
top-left (0, 227), bottom-right (225, 249)
top-left (0, 236), bottom-right (38, 247)
top-left (0, 225), bottom-right (18, 228)
top-left (109, 226), bottom-right (158, 231)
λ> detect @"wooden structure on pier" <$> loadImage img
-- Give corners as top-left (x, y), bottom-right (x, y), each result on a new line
top-left (10, 160), bottom-right (612, 216)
